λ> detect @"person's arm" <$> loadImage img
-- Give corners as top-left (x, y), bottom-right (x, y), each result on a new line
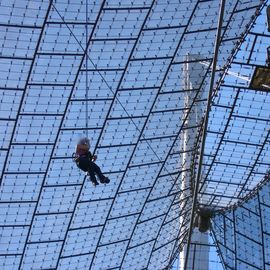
top-left (88, 151), bottom-right (97, 162)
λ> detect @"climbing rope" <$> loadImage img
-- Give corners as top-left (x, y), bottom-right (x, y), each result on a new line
top-left (85, 0), bottom-right (89, 138)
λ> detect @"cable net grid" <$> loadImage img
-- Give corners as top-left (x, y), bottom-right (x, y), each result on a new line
top-left (0, 0), bottom-right (268, 269)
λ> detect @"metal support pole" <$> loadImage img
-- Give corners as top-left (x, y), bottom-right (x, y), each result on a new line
top-left (183, 0), bottom-right (226, 268)
top-left (180, 54), bottom-right (209, 270)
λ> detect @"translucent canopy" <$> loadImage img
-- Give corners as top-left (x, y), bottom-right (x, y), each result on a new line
top-left (0, 0), bottom-right (269, 269)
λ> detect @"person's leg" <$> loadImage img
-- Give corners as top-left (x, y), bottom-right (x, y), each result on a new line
top-left (87, 167), bottom-right (99, 186)
top-left (89, 161), bottom-right (110, 183)
top-left (78, 157), bottom-right (98, 186)
top-left (89, 161), bottom-right (104, 180)
top-left (76, 156), bottom-right (88, 172)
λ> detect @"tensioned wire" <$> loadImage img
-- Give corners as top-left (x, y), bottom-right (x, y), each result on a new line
top-left (51, 1), bottom-right (216, 266)
top-left (50, 9), bottom-right (213, 253)
top-left (51, 3), bottom-right (205, 178)
top-left (51, 2), bottom-right (268, 269)
top-left (85, 0), bottom-right (89, 138)
top-left (50, 7), bottom-right (215, 259)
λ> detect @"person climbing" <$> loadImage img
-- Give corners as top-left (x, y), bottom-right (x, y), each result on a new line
top-left (73, 137), bottom-right (110, 186)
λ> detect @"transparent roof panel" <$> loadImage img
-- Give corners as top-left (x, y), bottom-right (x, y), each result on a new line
top-left (0, 0), bottom-right (269, 269)
top-left (199, 3), bottom-right (270, 209)
top-left (213, 174), bottom-right (270, 269)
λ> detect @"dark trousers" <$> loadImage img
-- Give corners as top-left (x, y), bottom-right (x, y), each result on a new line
top-left (77, 156), bottom-right (105, 183)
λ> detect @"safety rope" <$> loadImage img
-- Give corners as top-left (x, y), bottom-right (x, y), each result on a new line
top-left (85, 0), bottom-right (89, 138)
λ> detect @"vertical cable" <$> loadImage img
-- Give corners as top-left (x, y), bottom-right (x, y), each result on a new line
top-left (85, 0), bottom-right (89, 138)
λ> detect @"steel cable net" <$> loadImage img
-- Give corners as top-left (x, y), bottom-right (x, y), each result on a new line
top-left (0, 0), bottom-right (269, 269)
top-left (212, 173), bottom-right (270, 269)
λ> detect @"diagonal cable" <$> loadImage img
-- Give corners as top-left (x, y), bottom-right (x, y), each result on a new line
top-left (51, 4), bottom-right (209, 266)
top-left (51, 2), bottom-right (204, 180)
